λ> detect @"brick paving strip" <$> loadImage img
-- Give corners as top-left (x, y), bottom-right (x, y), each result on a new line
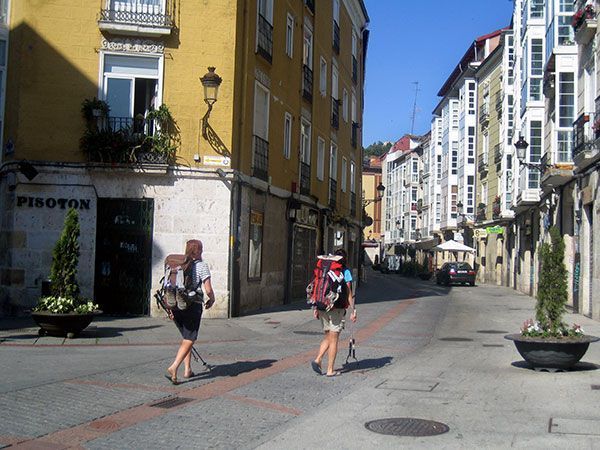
top-left (0, 338), bottom-right (246, 348)
top-left (10, 300), bottom-right (415, 449)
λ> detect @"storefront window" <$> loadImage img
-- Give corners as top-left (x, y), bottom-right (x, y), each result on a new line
top-left (248, 210), bottom-right (263, 279)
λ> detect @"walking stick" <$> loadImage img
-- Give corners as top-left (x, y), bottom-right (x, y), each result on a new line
top-left (345, 320), bottom-right (358, 366)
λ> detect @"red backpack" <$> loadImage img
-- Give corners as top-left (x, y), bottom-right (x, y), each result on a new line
top-left (306, 255), bottom-right (346, 311)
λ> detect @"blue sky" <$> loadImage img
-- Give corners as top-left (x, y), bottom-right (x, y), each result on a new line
top-left (362, 0), bottom-right (515, 146)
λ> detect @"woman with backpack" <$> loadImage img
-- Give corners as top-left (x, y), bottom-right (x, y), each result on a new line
top-left (165, 239), bottom-right (215, 385)
top-left (311, 248), bottom-right (357, 377)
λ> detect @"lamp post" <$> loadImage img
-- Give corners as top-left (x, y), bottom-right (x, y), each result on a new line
top-left (362, 182), bottom-right (385, 207)
top-left (514, 134), bottom-right (548, 172)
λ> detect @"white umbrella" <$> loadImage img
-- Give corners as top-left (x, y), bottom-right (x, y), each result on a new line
top-left (434, 239), bottom-right (476, 252)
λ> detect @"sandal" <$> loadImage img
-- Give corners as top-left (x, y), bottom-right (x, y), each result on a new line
top-left (325, 371), bottom-right (341, 377)
top-left (184, 371), bottom-right (195, 379)
top-left (311, 361), bottom-right (322, 375)
top-left (164, 373), bottom-right (179, 385)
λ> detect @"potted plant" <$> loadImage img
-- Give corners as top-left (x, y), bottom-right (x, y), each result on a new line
top-left (418, 254), bottom-right (432, 280)
top-left (505, 227), bottom-right (598, 370)
top-left (31, 208), bottom-right (100, 338)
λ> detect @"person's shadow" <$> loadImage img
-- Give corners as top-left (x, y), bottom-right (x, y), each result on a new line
top-left (177, 359), bottom-right (277, 384)
top-left (341, 356), bottom-right (393, 374)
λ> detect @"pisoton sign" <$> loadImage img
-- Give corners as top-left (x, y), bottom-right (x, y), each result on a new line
top-left (16, 196), bottom-right (91, 210)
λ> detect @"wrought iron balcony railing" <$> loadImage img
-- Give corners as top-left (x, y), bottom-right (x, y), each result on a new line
top-left (300, 162), bottom-right (311, 195)
top-left (302, 64), bottom-right (313, 102)
top-left (252, 135), bottom-right (269, 181)
top-left (494, 143), bottom-right (502, 163)
top-left (478, 152), bottom-right (488, 172)
top-left (257, 13), bottom-right (273, 62)
top-left (99, 0), bottom-right (173, 33)
top-left (304, 0), bottom-right (315, 14)
top-left (329, 178), bottom-right (337, 209)
top-left (331, 97), bottom-right (340, 130)
top-left (333, 20), bottom-right (340, 54)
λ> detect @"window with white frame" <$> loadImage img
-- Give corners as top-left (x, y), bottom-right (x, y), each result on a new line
top-left (300, 118), bottom-right (311, 164)
top-left (530, 0), bottom-right (544, 18)
top-left (330, 142), bottom-right (338, 180)
top-left (102, 53), bottom-right (161, 130)
top-left (342, 89), bottom-right (348, 122)
top-left (283, 112), bottom-right (292, 159)
top-left (529, 39), bottom-right (543, 101)
top-left (351, 91), bottom-right (357, 123)
top-left (257, 0), bottom-right (274, 57)
top-left (303, 25), bottom-right (313, 69)
top-left (317, 137), bottom-right (325, 180)
top-left (319, 57), bottom-right (327, 95)
top-left (286, 13), bottom-right (294, 58)
top-left (331, 62), bottom-right (339, 100)
top-left (558, 0), bottom-right (574, 44)
top-left (341, 157), bottom-right (347, 192)
top-left (350, 161), bottom-right (355, 193)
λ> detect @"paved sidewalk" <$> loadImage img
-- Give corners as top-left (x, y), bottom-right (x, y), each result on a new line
top-left (0, 272), bottom-right (599, 449)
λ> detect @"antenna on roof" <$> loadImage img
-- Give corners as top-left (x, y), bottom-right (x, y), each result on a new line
top-left (410, 81), bottom-right (420, 134)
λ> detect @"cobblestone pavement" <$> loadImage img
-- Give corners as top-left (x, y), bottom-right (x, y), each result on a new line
top-left (0, 270), bottom-right (598, 449)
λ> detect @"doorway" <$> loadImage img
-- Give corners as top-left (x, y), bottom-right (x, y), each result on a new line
top-left (291, 225), bottom-right (317, 302)
top-left (94, 198), bottom-right (154, 315)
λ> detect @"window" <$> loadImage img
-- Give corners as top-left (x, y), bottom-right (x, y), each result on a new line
top-left (257, 0), bottom-right (274, 60)
top-left (248, 210), bottom-right (263, 279)
top-left (331, 63), bottom-right (339, 100)
top-left (102, 54), bottom-right (161, 130)
top-left (300, 119), bottom-right (311, 164)
top-left (317, 137), bottom-right (325, 180)
top-left (351, 92), bottom-right (357, 123)
top-left (528, 121), bottom-right (542, 189)
top-left (286, 13), bottom-right (294, 58)
top-left (530, 0), bottom-right (544, 18)
top-left (350, 161), bottom-right (355, 193)
top-left (341, 157), bottom-right (347, 192)
top-left (253, 82), bottom-right (270, 141)
top-left (558, 72), bottom-right (574, 128)
top-left (283, 112), bottom-right (292, 159)
top-left (330, 143), bottom-right (338, 180)
top-left (319, 57), bottom-right (327, 95)
top-left (342, 89), bottom-right (348, 122)
top-left (303, 26), bottom-right (313, 69)
top-left (529, 39), bottom-right (543, 101)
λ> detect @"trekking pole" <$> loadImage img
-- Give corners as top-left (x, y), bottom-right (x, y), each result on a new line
top-left (345, 320), bottom-right (358, 366)
top-left (191, 346), bottom-right (211, 371)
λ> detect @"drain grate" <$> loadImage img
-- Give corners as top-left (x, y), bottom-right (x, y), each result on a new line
top-left (592, 385), bottom-right (600, 390)
top-left (439, 337), bottom-right (473, 342)
top-left (482, 344), bottom-right (504, 347)
top-left (293, 331), bottom-right (322, 336)
top-left (365, 418), bottom-right (449, 437)
top-left (150, 397), bottom-right (194, 409)
top-left (477, 330), bottom-right (508, 334)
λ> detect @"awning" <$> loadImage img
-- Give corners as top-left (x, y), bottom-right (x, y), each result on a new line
top-left (414, 237), bottom-right (440, 250)
top-left (434, 239), bottom-right (476, 252)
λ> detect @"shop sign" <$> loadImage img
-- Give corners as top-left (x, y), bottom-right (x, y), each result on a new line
top-left (485, 225), bottom-right (504, 234)
top-left (16, 196), bottom-right (91, 210)
top-left (296, 206), bottom-right (318, 227)
top-left (474, 229), bottom-right (487, 239)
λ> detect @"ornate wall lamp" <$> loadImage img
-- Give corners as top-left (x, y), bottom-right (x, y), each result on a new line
top-left (199, 67), bottom-right (230, 158)
top-left (514, 135), bottom-right (549, 172)
top-left (362, 182), bottom-right (385, 207)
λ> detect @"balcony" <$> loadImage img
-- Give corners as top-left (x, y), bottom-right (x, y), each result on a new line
top-left (574, 5), bottom-right (597, 45)
top-left (331, 97), bottom-right (340, 130)
top-left (352, 56), bottom-right (358, 84)
top-left (302, 65), bottom-right (313, 102)
top-left (252, 135), bottom-right (269, 181)
top-left (300, 162), bottom-right (311, 195)
top-left (540, 152), bottom-right (574, 192)
top-left (494, 143), bottom-right (502, 163)
top-left (98, 0), bottom-right (174, 37)
top-left (257, 13), bottom-right (273, 62)
top-left (573, 112), bottom-right (600, 171)
top-left (329, 178), bottom-right (337, 209)
top-left (351, 122), bottom-right (359, 148)
top-left (479, 103), bottom-right (490, 125)
top-left (333, 20), bottom-right (340, 54)
top-left (478, 152), bottom-right (488, 174)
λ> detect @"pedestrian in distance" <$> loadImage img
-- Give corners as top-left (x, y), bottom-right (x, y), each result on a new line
top-left (311, 248), bottom-right (357, 377)
top-left (165, 239), bottom-right (215, 385)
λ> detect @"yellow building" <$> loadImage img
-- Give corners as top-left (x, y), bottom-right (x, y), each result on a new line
top-left (0, 0), bottom-right (369, 317)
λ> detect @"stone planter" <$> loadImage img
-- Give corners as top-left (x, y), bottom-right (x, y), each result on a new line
top-left (31, 311), bottom-right (102, 338)
top-left (505, 334), bottom-right (599, 371)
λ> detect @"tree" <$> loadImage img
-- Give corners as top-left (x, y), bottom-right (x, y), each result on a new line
top-left (49, 208), bottom-right (81, 300)
top-left (364, 141), bottom-right (392, 158)
top-left (536, 226), bottom-right (568, 335)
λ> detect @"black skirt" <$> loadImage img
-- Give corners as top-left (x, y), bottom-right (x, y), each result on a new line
top-left (172, 302), bottom-right (203, 341)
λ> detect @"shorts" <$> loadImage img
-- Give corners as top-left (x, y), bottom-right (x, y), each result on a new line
top-left (318, 308), bottom-right (346, 333)
top-left (172, 302), bottom-right (203, 341)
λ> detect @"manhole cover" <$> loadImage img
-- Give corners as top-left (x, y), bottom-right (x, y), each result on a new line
top-left (439, 337), bottom-right (473, 342)
top-left (365, 418), bottom-right (449, 437)
top-left (293, 331), bottom-right (322, 336)
top-left (150, 397), bottom-right (194, 409)
top-left (476, 330), bottom-right (508, 334)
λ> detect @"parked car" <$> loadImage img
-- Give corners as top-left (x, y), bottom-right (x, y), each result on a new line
top-left (436, 262), bottom-right (476, 286)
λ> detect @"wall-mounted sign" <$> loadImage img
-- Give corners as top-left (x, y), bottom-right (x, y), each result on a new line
top-left (16, 196), bottom-right (91, 210)
top-left (203, 156), bottom-right (231, 166)
top-left (296, 206), bottom-right (318, 227)
top-left (486, 225), bottom-right (504, 234)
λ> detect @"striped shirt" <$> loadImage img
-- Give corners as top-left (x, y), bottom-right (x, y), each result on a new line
top-left (193, 260), bottom-right (211, 287)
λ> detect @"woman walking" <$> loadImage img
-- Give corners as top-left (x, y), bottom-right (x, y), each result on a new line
top-left (165, 239), bottom-right (215, 384)
top-left (311, 248), bottom-right (357, 377)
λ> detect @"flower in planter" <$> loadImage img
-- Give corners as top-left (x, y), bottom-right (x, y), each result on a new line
top-left (572, 4), bottom-right (596, 29)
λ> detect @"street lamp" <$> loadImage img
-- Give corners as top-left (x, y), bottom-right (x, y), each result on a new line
top-left (514, 134), bottom-right (548, 172)
top-left (199, 67), bottom-right (230, 157)
top-left (363, 182), bottom-right (385, 206)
